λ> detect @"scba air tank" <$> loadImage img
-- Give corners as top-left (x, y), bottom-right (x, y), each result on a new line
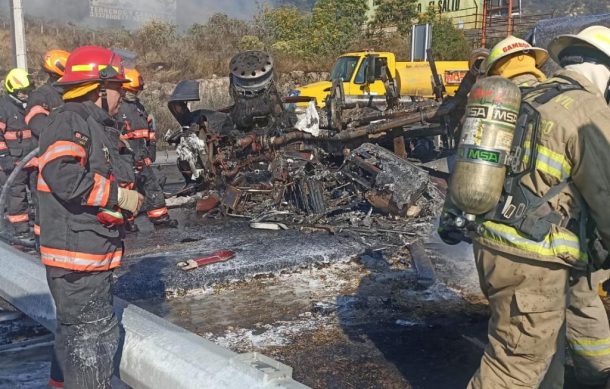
top-left (448, 76), bottom-right (521, 218)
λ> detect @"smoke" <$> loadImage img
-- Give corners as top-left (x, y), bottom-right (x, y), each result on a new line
top-left (0, 0), bottom-right (271, 30)
top-left (177, 0), bottom-right (267, 28)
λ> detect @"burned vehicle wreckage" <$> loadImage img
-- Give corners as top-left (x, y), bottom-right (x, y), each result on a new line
top-left (164, 51), bottom-right (452, 244)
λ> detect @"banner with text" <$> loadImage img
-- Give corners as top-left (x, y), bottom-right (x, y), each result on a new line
top-left (89, 0), bottom-right (176, 22)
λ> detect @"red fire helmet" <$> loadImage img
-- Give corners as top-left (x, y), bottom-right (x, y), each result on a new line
top-left (56, 45), bottom-right (127, 87)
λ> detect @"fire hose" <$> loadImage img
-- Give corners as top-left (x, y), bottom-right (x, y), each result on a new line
top-left (0, 147), bottom-right (39, 248)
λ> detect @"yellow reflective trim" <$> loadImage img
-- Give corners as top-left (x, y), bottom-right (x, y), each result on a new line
top-left (488, 47), bottom-right (503, 64)
top-left (569, 336), bottom-right (610, 357)
top-left (71, 64), bottom-right (94, 72)
top-left (573, 349), bottom-right (610, 357)
top-left (481, 221), bottom-right (587, 261)
top-left (537, 146), bottom-right (571, 176)
top-left (593, 33), bottom-right (610, 45)
top-left (71, 64), bottom-right (118, 72)
top-left (570, 337), bottom-right (610, 346)
top-left (522, 141), bottom-right (571, 181)
top-left (568, 338), bottom-right (610, 357)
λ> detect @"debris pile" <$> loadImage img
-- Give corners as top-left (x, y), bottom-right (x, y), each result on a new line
top-left (162, 51), bottom-right (451, 246)
top-left (180, 142), bottom-right (445, 248)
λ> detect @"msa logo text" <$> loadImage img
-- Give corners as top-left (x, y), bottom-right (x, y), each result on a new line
top-left (492, 108), bottom-right (518, 124)
top-left (467, 148), bottom-right (500, 163)
top-left (467, 105), bottom-right (488, 118)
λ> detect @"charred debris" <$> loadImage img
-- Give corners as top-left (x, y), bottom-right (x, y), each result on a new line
top-left (164, 51), bottom-right (452, 247)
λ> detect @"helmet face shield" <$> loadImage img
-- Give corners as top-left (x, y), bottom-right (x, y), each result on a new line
top-left (99, 51), bottom-right (125, 81)
top-left (99, 64), bottom-right (120, 80)
top-left (5, 68), bottom-right (33, 96)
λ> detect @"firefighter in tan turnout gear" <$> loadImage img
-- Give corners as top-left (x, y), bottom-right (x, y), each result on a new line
top-left (483, 35), bottom-right (548, 86)
top-left (442, 27), bottom-right (610, 388)
top-left (117, 68), bottom-right (177, 229)
top-left (0, 68), bottom-right (37, 238)
top-left (38, 45), bottom-right (143, 388)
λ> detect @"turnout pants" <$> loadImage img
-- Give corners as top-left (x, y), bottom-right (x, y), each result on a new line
top-left (468, 242), bottom-right (610, 389)
top-left (7, 167), bottom-right (36, 234)
top-left (46, 267), bottom-right (119, 389)
top-left (136, 165), bottom-right (168, 221)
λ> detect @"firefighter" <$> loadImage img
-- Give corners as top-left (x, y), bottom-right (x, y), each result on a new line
top-left (25, 49), bottom-right (69, 241)
top-left (26, 49), bottom-right (69, 139)
top-left (448, 27), bottom-right (610, 388)
top-left (483, 35), bottom-right (548, 86)
top-left (38, 45), bottom-right (143, 389)
top-left (118, 68), bottom-right (177, 229)
top-left (0, 68), bottom-right (36, 238)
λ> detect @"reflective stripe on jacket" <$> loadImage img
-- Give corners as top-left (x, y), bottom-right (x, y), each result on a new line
top-left (0, 95), bottom-right (36, 158)
top-left (38, 101), bottom-right (135, 272)
top-left (26, 82), bottom-right (64, 139)
top-left (117, 99), bottom-right (155, 163)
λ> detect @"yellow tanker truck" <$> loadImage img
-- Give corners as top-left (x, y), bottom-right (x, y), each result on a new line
top-left (294, 51), bottom-right (469, 108)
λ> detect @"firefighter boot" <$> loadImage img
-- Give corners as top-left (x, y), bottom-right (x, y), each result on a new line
top-left (124, 220), bottom-right (140, 233)
top-left (13, 222), bottom-right (32, 240)
top-left (151, 214), bottom-right (178, 228)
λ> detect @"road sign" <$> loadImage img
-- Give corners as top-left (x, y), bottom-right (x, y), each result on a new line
top-left (89, 0), bottom-right (176, 22)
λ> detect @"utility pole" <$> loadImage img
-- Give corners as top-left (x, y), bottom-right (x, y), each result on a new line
top-left (10, 0), bottom-right (28, 70)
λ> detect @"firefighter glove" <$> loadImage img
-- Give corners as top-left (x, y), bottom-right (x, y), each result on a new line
top-left (438, 207), bottom-right (469, 245)
top-left (118, 187), bottom-right (144, 214)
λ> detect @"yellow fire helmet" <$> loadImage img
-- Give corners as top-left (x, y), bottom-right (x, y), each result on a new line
top-left (548, 25), bottom-right (610, 66)
top-left (42, 49), bottom-right (70, 77)
top-left (4, 68), bottom-right (33, 94)
top-left (484, 36), bottom-right (548, 76)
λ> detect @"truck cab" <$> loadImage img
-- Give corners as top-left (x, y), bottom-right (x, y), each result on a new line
top-left (295, 51), bottom-right (396, 108)
top-left (294, 51), bottom-right (468, 108)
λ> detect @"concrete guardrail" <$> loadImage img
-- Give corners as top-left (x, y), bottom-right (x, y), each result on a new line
top-left (0, 242), bottom-right (309, 389)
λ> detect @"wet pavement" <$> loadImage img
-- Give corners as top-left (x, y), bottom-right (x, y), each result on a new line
top-left (125, 206), bottom-right (492, 389)
top-left (1, 171), bottom-right (603, 388)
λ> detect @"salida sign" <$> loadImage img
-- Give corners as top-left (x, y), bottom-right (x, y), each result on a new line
top-left (416, 0), bottom-right (483, 14)
top-left (415, 0), bottom-right (484, 28)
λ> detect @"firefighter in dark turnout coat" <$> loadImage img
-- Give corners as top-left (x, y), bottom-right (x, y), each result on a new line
top-left (117, 68), bottom-right (177, 228)
top-left (25, 52), bottom-right (70, 387)
top-left (38, 46), bottom-right (143, 389)
top-left (0, 68), bottom-right (36, 236)
top-left (25, 49), bottom-right (69, 241)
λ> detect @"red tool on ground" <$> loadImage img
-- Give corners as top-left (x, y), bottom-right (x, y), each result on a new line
top-left (176, 249), bottom-right (236, 271)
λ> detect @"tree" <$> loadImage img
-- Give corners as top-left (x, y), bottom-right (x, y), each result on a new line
top-left (368, 0), bottom-right (418, 37)
top-left (429, 18), bottom-right (471, 60)
top-left (256, 6), bottom-right (307, 46)
top-left (186, 13), bottom-right (252, 53)
top-left (136, 21), bottom-right (176, 53)
top-left (419, 8), bottom-right (471, 60)
top-left (306, 0), bottom-right (369, 56)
